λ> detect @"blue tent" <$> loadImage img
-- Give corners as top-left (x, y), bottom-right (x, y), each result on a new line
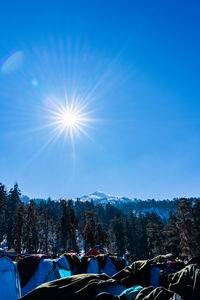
top-left (22, 255), bottom-right (71, 296)
top-left (0, 256), bottom-right (21, 300)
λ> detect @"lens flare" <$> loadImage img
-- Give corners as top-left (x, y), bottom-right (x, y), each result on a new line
top-left (1, 49), bottom-right (24, 74)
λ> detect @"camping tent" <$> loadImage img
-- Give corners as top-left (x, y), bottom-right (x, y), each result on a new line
top-left (0, 256), bottom-right (21, 300)
top-left (22, 255), bottom-right (71, 296)
top-left (84, 248), bottom-right (101, 257)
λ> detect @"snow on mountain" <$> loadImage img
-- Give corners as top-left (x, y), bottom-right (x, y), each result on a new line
top-left (21, 191), bottom-right (176, 220)
top-left (80, 191), bottom-right (138, 204)
top-left (79, 191), bottom-right (175, 220)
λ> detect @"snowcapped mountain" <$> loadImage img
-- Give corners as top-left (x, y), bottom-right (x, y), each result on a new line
top-left (21, 191), bottom-right (176, 220)
top-left (80, 191), bottom-right (139, 204)
top-left (79, 191), bottom-right (176, 220)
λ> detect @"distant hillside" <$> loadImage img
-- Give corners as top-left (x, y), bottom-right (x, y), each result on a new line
top-left (78, 191), bottom-right (176, 220)
top-left (80, 191), bottom-right (140, 204)
top-left (21, 191), bottom-right (176, 220)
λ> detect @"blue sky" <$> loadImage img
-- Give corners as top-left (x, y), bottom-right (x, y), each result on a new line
top-left (0, 0), bottom-right (200, 200)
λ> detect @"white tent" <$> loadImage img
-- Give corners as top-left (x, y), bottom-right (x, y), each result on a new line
top-left (0, 256), bottom-right (21, 300)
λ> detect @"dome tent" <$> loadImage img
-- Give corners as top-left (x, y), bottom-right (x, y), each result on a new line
top-left (21, 255), bottom-right (71, 296)
top-left (0, 256), bottom-right (21, 300)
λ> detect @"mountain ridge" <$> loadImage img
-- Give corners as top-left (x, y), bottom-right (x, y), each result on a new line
top-left (21, 191), bottom-right (176, 220)
top-left (79, 190), bottom-right (141, 204)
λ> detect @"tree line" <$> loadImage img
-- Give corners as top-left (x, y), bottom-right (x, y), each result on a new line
top-left (0, 182), bottom-right (200, 259)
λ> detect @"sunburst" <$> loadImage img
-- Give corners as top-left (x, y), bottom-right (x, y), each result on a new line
top-left (43, 96), bottom-right (93, 145)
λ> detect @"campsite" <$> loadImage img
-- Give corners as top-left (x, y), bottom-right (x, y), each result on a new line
top-left (1, 1), bottom-right (200, 299)
top-left (1, 250), bottom-right (200, 299)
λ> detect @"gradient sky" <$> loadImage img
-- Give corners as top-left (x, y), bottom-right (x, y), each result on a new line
top-left (0, 0), bottom-right (200, 200)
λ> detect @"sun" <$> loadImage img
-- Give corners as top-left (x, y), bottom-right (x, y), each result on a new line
top-left (60, 110), bottom-right (79, 128)
top-left (43, 96), bottom-right (93, 144)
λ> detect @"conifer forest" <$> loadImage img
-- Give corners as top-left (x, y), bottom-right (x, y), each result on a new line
top-left (1, 182), bottom-right (200, 259)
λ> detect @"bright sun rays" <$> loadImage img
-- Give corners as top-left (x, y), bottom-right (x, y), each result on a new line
top-left (43, 96), bottom-right (93, 146)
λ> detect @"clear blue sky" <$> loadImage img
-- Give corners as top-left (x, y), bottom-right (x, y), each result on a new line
top-left (0, 0), bottom-right (200, 200)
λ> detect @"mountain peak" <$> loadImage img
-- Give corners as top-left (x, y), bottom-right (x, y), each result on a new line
top-left (89, 191), bottom-right (115, 199)
top-left (80, 191), bottom-right (135, 203)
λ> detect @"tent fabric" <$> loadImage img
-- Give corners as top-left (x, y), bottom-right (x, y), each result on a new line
top-left (62, 253), bottom-right (127, 276)
top-left (149, 267), bottom-right (160, 288)
top-left (94, 284), bottom-right (127, 298)
top-left (115, 257), bottom-right (127, 272)
top-left (102, 257), bottom-right (117, 277)
top-left (62, 253), bottom-right (80, 275)
top-left (84, 248), bottom-right (101, 256)
top-left (77, 256), bottom-right (90, 274)
top-left (56, 255), bottom-right (71, 278)
top-left (21, 256), bottom-right (71, 297)
top-left (96, 254), bottom-right (108, 270)
top-left (0, 256), bottom-right (21, 300)
top-left (112, 259), bottom-right (200, 300)
top-left (119, 286), bottom-right (143, 300)
top-left (21, 258), bottom-right (54, 296)
top-left (17, 254), bottom-right (48, 288)
top-left (18, 255), bottom-right (200, 300)
top-left (168, 264), bottom-right (200, 300)
top-left (112, 260), bottom-right (151, 288)
top-left (87, 257), bottom-right (100, 274)
top-left (187, 256), bottom-right (200, 265)
top-left (135, 286), bottom-right (175, 300)
top-left (21, 273), bottom-right (117, 300)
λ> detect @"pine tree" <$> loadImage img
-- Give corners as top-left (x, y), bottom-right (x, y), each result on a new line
top-left (24, 200), bottom-right (38, 253)
top-left (95, 204), bottom-right (106, 225)
top-left (81, 210), bottom-right (108, 252)
top-left (146, 213), bottom-right (164, 257)
top-left (95, 222), bottom-right (108, 252)
top-left (38, 203), bottom-right (54, 254)
top-left (162, 213), bottom-right (180, 255)
top-left (0, 183), bottom-right (7, 243)
top-left (14, 203), bottom-right (25, 253)
top-left (192, 199), bottom-right (200, 251)
top-left (58, 200), bottom-right (78, 253)
top-left (105, 203), bottom-right (122, 224)
top-left (135, 214), bottom-right (148, 259)
top-left (175, 198), bottom-right (199, 258)
top-left (110, 214), bottom-right (126, 256)
top-left (124, 210), bottom-right (137, 255)
top-left (67, 200), bottom-right (79, 252)
top-left (59, 200), bottom-right (69, 252)
top-left (6, 183), bottom-right (21, 249)
top-left (82, 210), bottom-right (97, 251)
